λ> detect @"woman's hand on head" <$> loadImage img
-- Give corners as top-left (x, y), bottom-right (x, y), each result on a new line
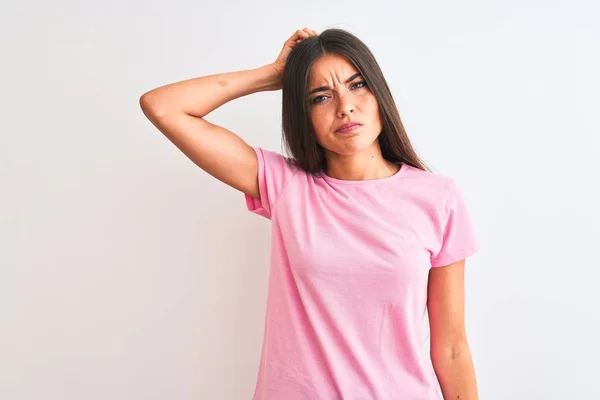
top-left (269, 27), bottom-right (319, 89)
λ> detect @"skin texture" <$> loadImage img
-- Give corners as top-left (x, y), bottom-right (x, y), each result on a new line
top-left (428, 259), bottom-right (479, 399)
top-left (307, 53), bottom-right (401, 181)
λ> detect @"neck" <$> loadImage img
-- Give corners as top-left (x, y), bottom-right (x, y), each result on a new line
top-left (324, 148), bottom-right (400, 181)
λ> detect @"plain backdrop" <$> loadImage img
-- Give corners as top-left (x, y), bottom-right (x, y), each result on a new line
top-left (1, 1), bottom-right (598, 399)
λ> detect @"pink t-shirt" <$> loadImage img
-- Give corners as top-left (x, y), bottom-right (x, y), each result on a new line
top-left (244, 146), bottom-right (480, 400)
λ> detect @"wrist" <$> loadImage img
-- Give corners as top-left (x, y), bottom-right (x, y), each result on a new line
top-left (257, 64), bottom-right (282, 91)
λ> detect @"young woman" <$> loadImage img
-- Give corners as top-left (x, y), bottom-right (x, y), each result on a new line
top-left (140, 27), bottom-right (481, 400)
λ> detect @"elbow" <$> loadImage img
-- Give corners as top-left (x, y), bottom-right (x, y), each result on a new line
top-left (139, 91), bottom-right (157, 111)
top-left (431, 341), bottom-right (471, 363)
top-left (139, 92), bottom-right (168, 119)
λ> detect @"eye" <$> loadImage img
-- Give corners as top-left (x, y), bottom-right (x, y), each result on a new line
top-left (311, 95), bottom-right (327, 105)
top-left (310, 81), bottom-right (368, 105)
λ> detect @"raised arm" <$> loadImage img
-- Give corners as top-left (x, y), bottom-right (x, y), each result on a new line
top-left (138, 28), bottom-right (318, 201)
top-left (139, 65), bottom-right (279, 200)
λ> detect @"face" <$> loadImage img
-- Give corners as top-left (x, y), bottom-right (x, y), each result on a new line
top-left (307, 53), bottom-right (382, 157)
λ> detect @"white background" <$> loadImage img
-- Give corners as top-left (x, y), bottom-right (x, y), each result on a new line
top-left (1, 1), bottom-right (598, 399)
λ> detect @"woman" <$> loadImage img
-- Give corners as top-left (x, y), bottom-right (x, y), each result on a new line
top-left (140, 27), bottom-right (481, 400)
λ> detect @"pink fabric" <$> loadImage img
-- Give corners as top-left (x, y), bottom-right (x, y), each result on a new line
top-left (245, 146), bottom-right (480, 400)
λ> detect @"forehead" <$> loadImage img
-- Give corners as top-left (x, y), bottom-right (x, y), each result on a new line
top-left (309, 54), bottom-right (358, 84)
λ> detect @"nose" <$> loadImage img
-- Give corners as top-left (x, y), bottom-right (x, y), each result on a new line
top-left (336, 91), bottom-right (355, 118)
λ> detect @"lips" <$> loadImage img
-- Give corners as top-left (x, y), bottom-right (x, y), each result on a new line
top-left (336, 122), bottom-right (362, 133)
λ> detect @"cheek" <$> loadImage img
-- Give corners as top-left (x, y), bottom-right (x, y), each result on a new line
top-left (309, 111), bottom-right (324, 142)
top-left (363, 94), bottom-right (379, 111)
top-left (365, 97), bottom-right (381, 123)
top-left (310, 108), bottom-right (331, 131)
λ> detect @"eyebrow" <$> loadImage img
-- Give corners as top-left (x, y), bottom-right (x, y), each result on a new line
top-left (307, 72), bottom-right (363, 95)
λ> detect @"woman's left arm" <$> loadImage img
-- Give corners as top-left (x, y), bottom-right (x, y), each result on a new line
top-left (427, 259), bottom-right (479, 400)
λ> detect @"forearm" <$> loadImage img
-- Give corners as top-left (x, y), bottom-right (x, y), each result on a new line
top-left (431, 345), bottom-right (478, 400)
top-left (141, 64), bottom-right (280, 118)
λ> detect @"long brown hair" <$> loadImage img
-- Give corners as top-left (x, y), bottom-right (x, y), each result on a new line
top-left (281, 28), bottom-right (432, 175)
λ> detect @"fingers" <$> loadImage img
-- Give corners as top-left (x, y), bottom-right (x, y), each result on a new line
top-left (290, 27), bottom-right (319, 43)
top-left (302, 27), bottom-right (319, 36)
top-left (294, 29), bottom-right (309, 43)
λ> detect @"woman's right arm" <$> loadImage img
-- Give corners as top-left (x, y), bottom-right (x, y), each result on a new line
top-left (139, 28), bottom-right (317, 200)
top-left (138, 64), bottom-right (281, 201)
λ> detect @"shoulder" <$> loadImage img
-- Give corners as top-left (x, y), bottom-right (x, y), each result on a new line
top-left (255, 147), bottom-right (302, 173)
top-left (401, 163), bottom-right (455, 200)
top-left (245, 146), bottom-right (304, 220)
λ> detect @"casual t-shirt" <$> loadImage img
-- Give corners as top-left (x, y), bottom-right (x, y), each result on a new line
top-left (244, 146), bottom-right (481, 400)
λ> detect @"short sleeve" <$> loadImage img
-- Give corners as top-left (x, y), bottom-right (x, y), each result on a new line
top-left (430, 178), bottom-right (481, 267)
top-left (244, 146), bottom-right (299, 220)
